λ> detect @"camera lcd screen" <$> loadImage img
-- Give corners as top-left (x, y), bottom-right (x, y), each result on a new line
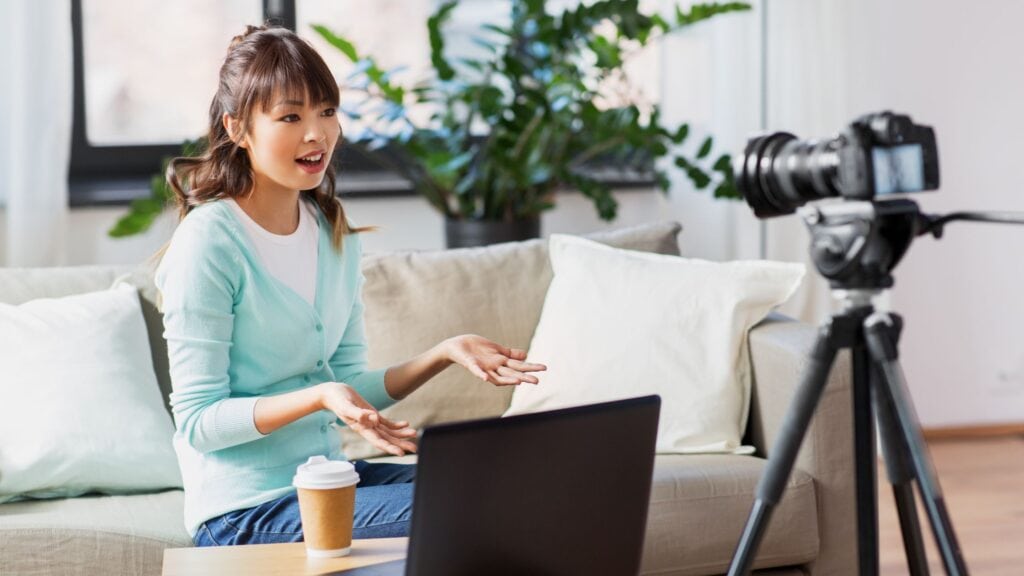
top-left (872, 144), bottom-right (925, 195)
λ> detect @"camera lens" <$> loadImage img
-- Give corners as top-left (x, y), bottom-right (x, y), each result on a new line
top-left (735, 132), bottom-right (842, 218)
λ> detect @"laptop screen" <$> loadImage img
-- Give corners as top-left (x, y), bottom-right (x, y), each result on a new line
top-left (404, 395), bottom-right (661, 576)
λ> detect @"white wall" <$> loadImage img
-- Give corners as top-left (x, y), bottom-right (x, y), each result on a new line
top-left (844, 0), bottom-right (1024, 427)
top-left (766, 0), bottom-right (1024, 427)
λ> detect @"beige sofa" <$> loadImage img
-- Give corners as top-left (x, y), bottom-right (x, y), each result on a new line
top-left (0, 221), bottom-right (855, 575)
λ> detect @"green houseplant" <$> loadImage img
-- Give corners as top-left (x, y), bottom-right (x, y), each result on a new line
top-left (110, 1), bottom-right (749, 244)
top-left (314, 0), bottom-right (749, 247)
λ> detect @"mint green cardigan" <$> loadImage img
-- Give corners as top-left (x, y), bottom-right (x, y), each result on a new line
top-left (154, 199), bottom-right (396, 538)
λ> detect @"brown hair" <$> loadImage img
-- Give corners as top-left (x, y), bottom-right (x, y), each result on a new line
top-left (151, 24), bottom-right (376, 266)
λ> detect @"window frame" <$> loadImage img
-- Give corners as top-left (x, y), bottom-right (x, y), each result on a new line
top-left (68, 0), bottom-right (411, 207)
top-left (68, 0), bottom-right (652, 208)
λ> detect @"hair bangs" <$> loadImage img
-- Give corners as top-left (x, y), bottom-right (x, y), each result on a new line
top-left (243, 33), bottom-right (339, 117)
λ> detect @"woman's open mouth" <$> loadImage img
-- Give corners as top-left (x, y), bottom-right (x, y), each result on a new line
top-left (296, 151), bottom-right (326, 174)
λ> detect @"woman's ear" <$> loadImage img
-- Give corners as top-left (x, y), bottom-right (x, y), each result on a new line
top-left (222, 113), bottom-right (246, 149)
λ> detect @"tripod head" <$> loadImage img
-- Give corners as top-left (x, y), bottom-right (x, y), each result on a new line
top-left (797, 199), bottom-right (1024, 291)
top-left (733, 110), bottom-right (1024, 293)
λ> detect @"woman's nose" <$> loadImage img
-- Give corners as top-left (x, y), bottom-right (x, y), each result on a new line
top-left (305, 124), bottom-right (326, 143)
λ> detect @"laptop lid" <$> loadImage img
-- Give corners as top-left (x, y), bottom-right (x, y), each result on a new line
top-left (404, 395), bottom-right (661, 576)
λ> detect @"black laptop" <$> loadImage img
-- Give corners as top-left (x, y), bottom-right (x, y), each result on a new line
top-left (336, 395), bottom-right (661, 576)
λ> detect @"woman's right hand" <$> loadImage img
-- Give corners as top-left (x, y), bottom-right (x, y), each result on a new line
top-left (318, 382), bottom-right (418, 456)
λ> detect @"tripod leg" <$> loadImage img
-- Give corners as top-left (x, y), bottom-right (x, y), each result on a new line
top-left (852, 343), bottom-right (880, 576)
top-left (727, 320), bottom-right (841, 576)
top-left (865, 313), bottom-right (970, 576)
top-left (872, 362), bottom-right (931, 575)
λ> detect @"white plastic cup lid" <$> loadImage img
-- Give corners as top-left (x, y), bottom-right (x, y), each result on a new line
top-left (292, 455), bottom-right (360, 490)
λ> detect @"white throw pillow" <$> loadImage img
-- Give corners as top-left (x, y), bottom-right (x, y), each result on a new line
top-left (504, 234), bottom-right (805, 454)
top-left (0, 283), bottom-right (182, 503)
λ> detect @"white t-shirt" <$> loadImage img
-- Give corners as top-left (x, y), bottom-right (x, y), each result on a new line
top-left (225, 197), bottom-right (319, 306)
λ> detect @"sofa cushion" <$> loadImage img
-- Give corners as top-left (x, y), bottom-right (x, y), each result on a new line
top-left (344, 221), bottom-right (683, 459)
top-left (641, 454), bottom-right (818, 575)
top-left (362, 453), bottom-right (818, 574)
top-left (0, 489), bottom-right (190, 576)
top-left (0, 266), bottom-right (129, 304)
top-left (0, 453), bottom-right (815, 576)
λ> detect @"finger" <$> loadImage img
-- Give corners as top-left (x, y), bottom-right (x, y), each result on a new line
top-left (381, 434), bottom-right (416, 455)
top-left (487, 368), bottom-right (519, 386)
top-left (507, 348), bottom-right (528, 361)
top-left (378, 428), bottom-right (418, 452)
top-left (378, 425), bottom-right (416, 441)
top-left (469, 364), bottom-right (490, 381)
top-left (340, 404), bottom-right (378, 425)
top-left (381, 423), bottom-right (418, 438)
top-left (497, 365), bottom-right (538, 384)
top-left (505, 359), bottom-right (547, 372)
top-left (360, 427), bottom-right (405, 457)
top-left (379, 416), bottom-right (412, 430)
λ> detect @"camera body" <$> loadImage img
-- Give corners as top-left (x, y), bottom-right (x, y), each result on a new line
top-left (737, 111), bottom-right (940, 218)
top-left (837, 112), bottom-right (940, 199)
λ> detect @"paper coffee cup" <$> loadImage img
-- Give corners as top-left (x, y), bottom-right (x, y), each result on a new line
top-left (293, 455), bottom-right (360, 557)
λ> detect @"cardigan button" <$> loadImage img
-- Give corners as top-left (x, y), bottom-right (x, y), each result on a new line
top-left (317, 360), bottom-right (324, 368)
top-left (303, 375), bottom-right (311, 383)
top-left (315, 324), bottom-right (323, 332)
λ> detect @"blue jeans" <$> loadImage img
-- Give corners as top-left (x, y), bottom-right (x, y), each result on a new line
top-left (193, 461), bottom-right (415, 547)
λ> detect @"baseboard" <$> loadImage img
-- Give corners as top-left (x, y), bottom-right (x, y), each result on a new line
top-left (923, 423), bottom-right (1024, 441)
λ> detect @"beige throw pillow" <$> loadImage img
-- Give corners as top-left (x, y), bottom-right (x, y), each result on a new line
top-left (343, 221), bottom-right (683, 459)
top-left (504, 234), bottom-right (805, 454)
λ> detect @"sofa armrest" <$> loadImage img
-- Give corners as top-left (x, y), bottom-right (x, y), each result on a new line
top-left (746, 313), bottom-right (857, 576)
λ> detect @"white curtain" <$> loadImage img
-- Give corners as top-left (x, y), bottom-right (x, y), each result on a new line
top-left (664, 0), bottom-right (856, 323)
top-left (0, 1), bottom-right (73, 267)
top-left (658, 0), bottom-right (840, 326)
top-left (658, 0), bottom-right (762, 263)
top-left (755, 0), bottom-right (856, 323)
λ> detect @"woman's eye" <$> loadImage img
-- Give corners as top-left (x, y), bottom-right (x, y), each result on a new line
top-left (281, 114), bottom-right (300, 122)
top-left (322, 108), bottom-right (337, 117)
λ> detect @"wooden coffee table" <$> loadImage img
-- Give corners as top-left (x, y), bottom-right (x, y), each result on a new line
top-left (162, 537), bottom-right (408, 575)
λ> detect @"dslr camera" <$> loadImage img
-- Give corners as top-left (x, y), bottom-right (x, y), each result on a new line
top-left (735, 111), bottom-right (940, 218)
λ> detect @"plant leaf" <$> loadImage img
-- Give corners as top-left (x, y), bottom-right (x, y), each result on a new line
top-left (675, 2), bottom-right (752, 28)
top-left (672, 123), bottom-right (689, 144)
top-left (310, 25), bottom-right (359, 61)
top-left (713, 153), bottom-right (732, 172)
top-left (696, 136), bottom-right (713, 159)
top-left (428, 1), bottom-right (459, 81)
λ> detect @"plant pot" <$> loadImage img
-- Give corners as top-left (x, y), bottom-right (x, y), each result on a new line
top-left (444, 216), bottom-right (541, 249)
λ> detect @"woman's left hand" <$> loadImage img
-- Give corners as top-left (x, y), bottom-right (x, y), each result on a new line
top-left (444, 334), bottom-right (547, 386)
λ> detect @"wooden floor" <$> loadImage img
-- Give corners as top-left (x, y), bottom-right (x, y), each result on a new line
top-left (878, 436), bottom-right (1024, 575)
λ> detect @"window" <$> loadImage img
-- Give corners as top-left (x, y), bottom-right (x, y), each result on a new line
top-left (71, 0), bottom-right (281, 205)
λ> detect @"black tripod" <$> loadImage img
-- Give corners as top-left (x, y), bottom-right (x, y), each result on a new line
top-left (727, 199), bottom-right (1024, 576)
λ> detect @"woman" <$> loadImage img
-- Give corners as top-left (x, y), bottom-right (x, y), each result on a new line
top-left (153, 24), bottom-right (546, 547)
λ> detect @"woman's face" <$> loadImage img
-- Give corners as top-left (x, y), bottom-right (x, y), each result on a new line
top-left (237, 92), bottom-right (341, 196)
